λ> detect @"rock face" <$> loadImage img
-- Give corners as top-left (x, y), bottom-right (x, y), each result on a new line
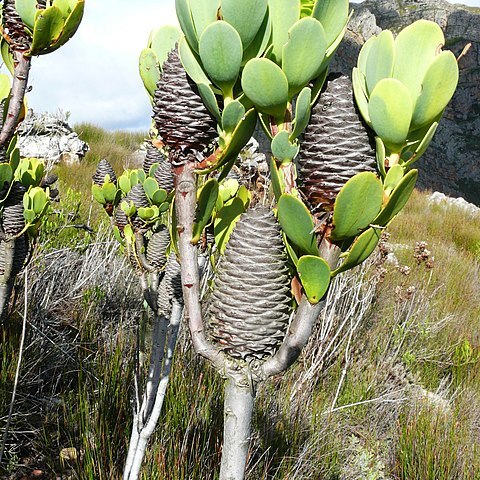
top-left (331, 0), bottom-right (480, 206)
top-left (17, 110), bottom-right (89, 165)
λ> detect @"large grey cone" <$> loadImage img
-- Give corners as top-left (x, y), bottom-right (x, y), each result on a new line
top-left (208, 206), bottom-right (291, 361)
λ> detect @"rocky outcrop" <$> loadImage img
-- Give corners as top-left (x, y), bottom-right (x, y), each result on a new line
top-left (17, 110), bottom-right (89, 166)
top-left (331, 0), bottom-right (480, 205)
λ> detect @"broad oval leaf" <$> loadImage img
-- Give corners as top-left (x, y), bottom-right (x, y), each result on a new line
top-left (197, 83), bottom-right (221, 121)
top-left (393, 20), bottom-right (445, 107)
top-left (0, 163), bottom-right (13, 186)
top-left (242, 58), bottom-right (289, 118)
top-left (282, 17), bottom-right (327, 96)
top-left (357, 35), bottom-right (376, 76)
top-left (241, 9), bottom-right (271, 64)
top-left (101, 182), bottom-right (117, 203)
top-left (199, 21), bottom-right (243, 94)
top-left (383, 164), bottom-right (404, 194)
top-left (312, 0), bottom-right (349, 49)
top-left (352, 67), bottom-right (371, 125)
top-left (271, 130), bottom-right (299, 161)
top-left (412, 51), bottom-right (459, 128)
top-left (189, 0), bottom-right (220, 39)
top-left (365, 30), bottom-right (395, 95)
top-left (331, 172), bottom-right (383, 241)
top-left (175, 0), bottom-right (199, 52)
top-left (214, 197), bottom-right (246, 253)
top-left (148, 26), bottom-right (183, 70)
top-left (142, 177), bottom-right (159, 200)
top-left (139, 48), bottom-right (160, 99)
top-left (333, 227), bottom-right (382, 276)
top-left (277, 194), bottom-right (318, 256)
top-left (222, 100), bottom-right (245, 133)
top-left (30, 6), bottom-right (64, 55)
top-left (368, 78), bottom-right (413, 151)
top-left (178, 37), bottom-right (210, 85)
top-left (297, 255), bottom-right (331, 304)
top-left (15, 0), bottom-right (37, 30)
top-left (221, 0), bottom-right (268, 50)
top-left (373, 169), bottom-right (418, 226)
top-left (268, 0), bottom-right (300, 64)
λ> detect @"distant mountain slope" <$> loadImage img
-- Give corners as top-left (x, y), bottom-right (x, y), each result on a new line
top-left (332, 0), bottom-right (480, 205)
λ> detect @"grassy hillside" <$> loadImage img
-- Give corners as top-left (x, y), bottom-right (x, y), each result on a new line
top-left (1, 125), bottom-right (479, 479)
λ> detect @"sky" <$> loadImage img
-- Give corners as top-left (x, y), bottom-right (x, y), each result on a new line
top-left (24, 0), bottom-right (480, 132)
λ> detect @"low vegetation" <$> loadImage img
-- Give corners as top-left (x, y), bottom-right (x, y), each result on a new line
top-left (1, 124), bottom-right (479, 479)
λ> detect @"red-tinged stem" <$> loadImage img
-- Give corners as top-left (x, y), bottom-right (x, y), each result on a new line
top-left (0, 50), bottom-right (31, 147)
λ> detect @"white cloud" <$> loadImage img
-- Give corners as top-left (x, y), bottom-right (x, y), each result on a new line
top-left (24, 0), bottom-right (479, 131)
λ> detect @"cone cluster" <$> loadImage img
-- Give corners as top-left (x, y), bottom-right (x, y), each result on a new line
top-left (152, 48), bottom-right (217, 167)
top-left (298, 74), bottom-right (377, 213)
top-left (114, 184), bottom-right (149, 231)
top-left (143, 141), bottom-right (174, 192)
top-left (208, 207), bottom-right (291, 361)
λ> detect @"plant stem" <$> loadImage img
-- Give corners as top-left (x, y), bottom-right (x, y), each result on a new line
top-left (0, 239), bottom-right (16, 322)
top-left (174, 165), bottom-right (226, 370)
top-left (219, 378), bottom-right (255, 480)
top-left (0, 51), bottom-right (31, 147)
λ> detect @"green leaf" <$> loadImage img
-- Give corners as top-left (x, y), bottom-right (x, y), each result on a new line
top-left (42, 0), bottom-right (84, 53)
top-left (152, 189), bottom-right (168, 205)
top-left (15, 0), bottom-right (37, 30)
top-left (412, 51), bottom-right (458, 128)
top-left (189, 0), bottom-right (220, 39)
top-left (352, 67), bottom-right (370, 125)
top-left (178, 37), bottom-right (211, 85)
top-left (270, 157), bottom-right (283, 201)
top-left (15, 0), bottom-right (37, 29)
top-left (271, 130), bottom-right (299, 161)
top-left (199, 21), bottom-right (243, 95)
top-left (24, 209), bottom-right (36, 223)
top-left (101, 182), bottom-right (117, 203)
top-left (333, 227), bottom-right (382, 275)
top-left (407, 122), bottom-right (438, 166)
top-left (30, 6), bottom-right (65, 55)
top-left (290, 86), bottom-right (311, 140)
top-left (113, 225), bottom-right (125, 246)
top-left (159, 202), bottom-right (170, 213)
top-left (268, 0), bottom-right (300, 64)
top-left (52, 0), bottom-right (71, 18)
top-left (365, 30), bottom-right (395, 95)
top-left (383, 164), bottom-right (404, 195)
top-left (175, 0), bottom-right (199, 52)
top-left (148, 25), bottom-right (183, 70)
top-left (375, 136), bottom-right (387, 178)
top-left (121, 200), bottom-right (136, 217)
top-left (214, 197), bottom-right (246, 253)
top-left (118, 175), bottom-right (131, 194)
top-left (283, 233), bottom-right (299, 266)
top-left (123, 224), bottom-right (135, 245)
top-left (0, 74), bottom-right (10, 103)
top-left (139, 48), bottom-right (160, 99)
top-left (393, 20), bottom-right (445, 108)
top-left (91, 184), bottom-right (105, 204)
top-left (357, 35), bottom-right (376, 76)
top-left (368, 78), bottom-right (413, 152)
top-left (277, 194), bottom-right (318, 256)
top-left (219, 178), bottom-right (239, 202)
top-left (143, 177), bottom-right (159, 200)
top-left (241, 9), bottom-right (271, 64)
top-left (312, 0), bottom-right (349, 49)
top-left (331, 172), bottom-right (383, 241)
top-left (373, 169), bottom-right (418, 226)
top-left (242, 58), bottom-right (289, 118)
top-left (31, 187), bottom-right (48, 215)
top-left (197, 83), bottom-right (221, 121)
top-left (282, 18), bottom-right (327, 96)
top-left (0, 163), bottom-right (13, 186)
top-left (297, 255), bottom-right (331, 304)
top-left (236, 185), bottom-right (250, 207)
top-left (1, 39), bottom-right (14, 76)
top-left (221, 0), bottom-right (268, 50)
top-left (192, 178), bottom-right (219, 244)
top-left (138, 207), bottom-right (156, 221)
top-left (222, 100), bottom-right (245, 134)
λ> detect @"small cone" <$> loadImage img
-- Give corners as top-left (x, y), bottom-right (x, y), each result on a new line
top-left (146, 227), bottom-right (170, 270)
top-left (114, 184), bottom-right (148, 231)
top-left (152, 48), bottom-right (217, 167)
top-left (2, 0), bottom-right (31, 52)
top-left (2, 182), bottom-right (26, 237)
top-left (157, 254), bottom-right (183, 316)
top-left (143, 140), bottom-right (175, 191)
top-left (207, 207), bottom-right (291, 361)
top-left (297, 74), bottom-right (377, 214)
top-left (92, 159), bottom-right (117, 186)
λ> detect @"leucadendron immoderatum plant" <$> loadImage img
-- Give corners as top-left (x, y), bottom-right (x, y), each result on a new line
top-left (132, 0), bottom-right (460, 477)
top-left (0, 0), bottom-right (84, 322)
